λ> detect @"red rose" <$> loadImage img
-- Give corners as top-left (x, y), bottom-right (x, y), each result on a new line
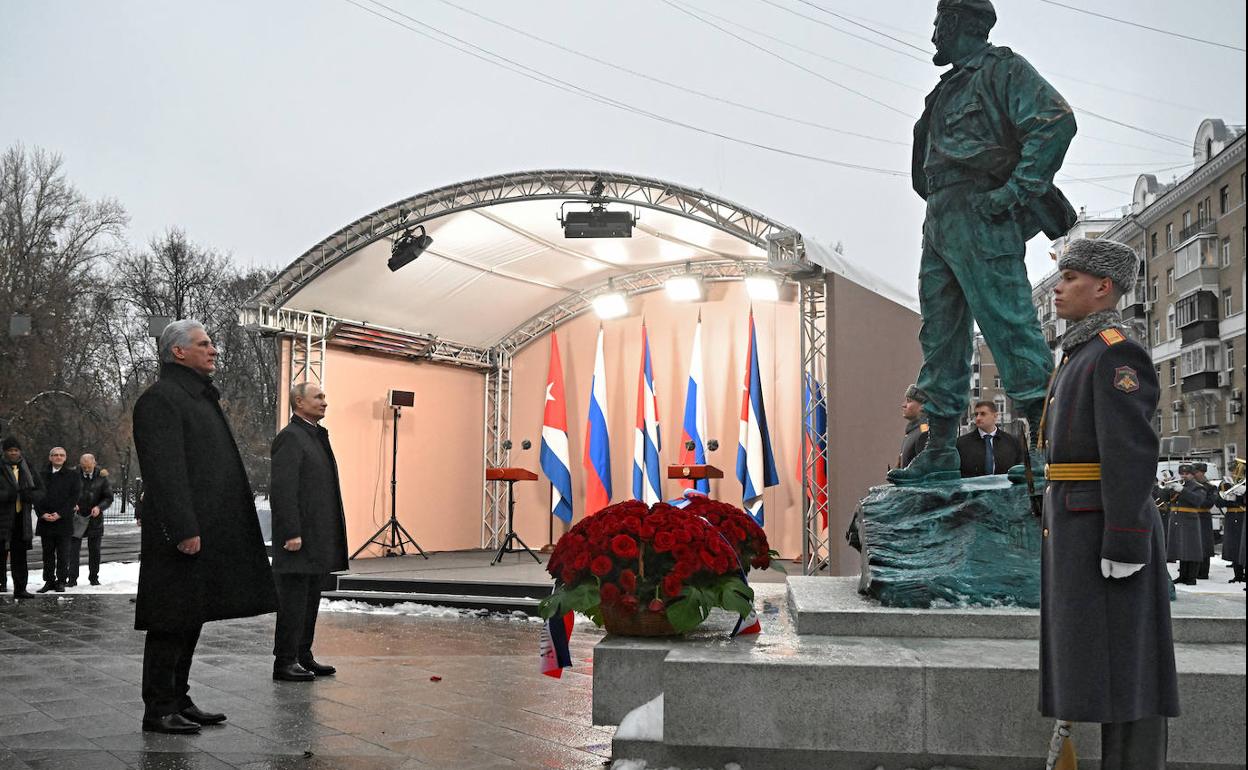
top-left (611, 535), bottom-right (639, 559)
top-left (673, 559), bottom-right (695, 580)
top-left (672, 545), bottom-right (692, 561)
top-left (560, 568), bottom-right (577, 584)
top-left (573, 552), bottom-right (590, 570)
top-left (619, 569), bottom-right (637, 593)
top-left (600, 582), bottom-right (621, 604)
top-left (751, 554), bottom-right (771, 569)
top-left (662, 574), bottom-right (683, 597)
top-left (619, 595), bottom-right (639, 614)
top-left (699, 550), bottom-right (718, 569)
top-left (638, 522), bottom-right (655, 539)
top-left (654, 531), bottom-right (676, 552)
top-left (648, 598), bottom-right (665, 613)
top-left (590, 555), bottom-right (613, 577)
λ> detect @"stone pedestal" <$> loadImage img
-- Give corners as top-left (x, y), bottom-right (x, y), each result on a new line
top-left (859, 475), bottom-right (1040, 608)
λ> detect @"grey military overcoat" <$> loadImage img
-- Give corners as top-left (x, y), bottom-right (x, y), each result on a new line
top-left (1166, 481), bottom-right (1212, 563)
top-left (1039, 326), bottom-right (1179, 722)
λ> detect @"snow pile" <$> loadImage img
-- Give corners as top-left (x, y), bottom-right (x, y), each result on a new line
top-left (62, 561), bottom-right (140, 594)
top-left (616, 694), bottom-right (663, 741)
top-left (319, 599), bottom-right (543, 622)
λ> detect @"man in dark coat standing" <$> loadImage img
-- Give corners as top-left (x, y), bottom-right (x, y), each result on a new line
top-left (1, 438), bottom-right (43, 598)
top-left (269, 382), bottom-right (349, 682)
top-left (1039, 239), bottom-right (1178, 769)
top-left (35, 447), bottom-right (82, 593)
top-left (1218, 466), bottom-right (1245, 582)
top-left (132, 319), bottom-right (278, 734)
top-left (1166, 464), bottom-right (1212, 585)
top-left (956, 400), bottom-right (1023, 477)
top-left (69, 453), bottom-right (114, 587)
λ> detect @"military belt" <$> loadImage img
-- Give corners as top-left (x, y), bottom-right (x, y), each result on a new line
top-left (1223, 506), bottom-right (1245, 513)
top-left (1045, 463), bottom-right (1100, 481)
top-left (1171, 506), bottom-right (1211, 514)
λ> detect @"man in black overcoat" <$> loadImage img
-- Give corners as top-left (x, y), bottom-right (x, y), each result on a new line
top-left (1038, 239), bottom-right (1178, 769)
top-left (1, 437), bottom-right (43, 598)
top-left (132, 319), bottom-right (278, 734)
top-left (35, 447), bottom-right (82, 592)
top-left (69, 453), bottom-right (113, 587)
top-left (269, 381), bottom-right (349, 682)
top-left (956, 399), bottom-right (1023, 477)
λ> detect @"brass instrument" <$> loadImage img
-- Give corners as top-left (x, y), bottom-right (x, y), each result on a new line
top-left (1230, 457), bottom-right (1245, 486)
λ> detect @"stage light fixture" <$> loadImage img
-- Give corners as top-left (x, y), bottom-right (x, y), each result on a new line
top-left (745, 274), bottom-right (780, 301)
top-left (664, 273), bottom-right (703, 302)
top-left (388, 224), bottom-right (433, 272)
top-left (559, 201), bottom-right (635, 239)
top-left (592, 289), bottom-right (628, 320)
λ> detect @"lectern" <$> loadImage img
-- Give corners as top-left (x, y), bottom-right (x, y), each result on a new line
top-left (666, 463), bottom-right (724, 481)
top-left (486, 467), bottom-right (541, 565)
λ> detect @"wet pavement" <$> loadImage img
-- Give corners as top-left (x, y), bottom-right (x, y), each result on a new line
top-left (0, 594), bottom-right (610, 769)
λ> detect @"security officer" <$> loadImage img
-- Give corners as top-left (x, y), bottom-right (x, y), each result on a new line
top-left (1165, 465), bottom-right (1208, 585)
top-left (1191, 463), bottom-right (1216, 579)
top-left (890, 0), bottom-right (1077, 486)
top-left (898, 384), bottom-right (929, 469)
top-left (1038, 239), bottom-right (1178, 769)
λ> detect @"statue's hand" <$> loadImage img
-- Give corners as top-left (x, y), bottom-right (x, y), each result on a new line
top-left (972, 187), bottom-right (1017, 220)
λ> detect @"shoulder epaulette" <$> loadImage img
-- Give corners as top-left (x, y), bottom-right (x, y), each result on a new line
top-left (920, 424), bottom-right (929, 433)
top-left (1098, 328), bottom-right (1126, 346)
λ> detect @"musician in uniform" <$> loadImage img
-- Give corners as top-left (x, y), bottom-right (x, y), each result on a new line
top-left (1038, 238), bottom-right (1178, 768)
top-left (1218, 459), bottom-right (1245, 583)
top-left (1191, 462), bottom-right (1217, 579)
top-left (1165, 464), bottom-right (1211, 585)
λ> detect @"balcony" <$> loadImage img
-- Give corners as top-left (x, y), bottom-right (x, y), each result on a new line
top-left (1122, 301), bottom-right (1148, 320)
top-left (1174, 239), bottom-right (1221, 296)
top-left (1181, 371), bottom-right (1221, 393)
top-left (1176, 217), bottom-right (1216, 246)
top-left (1181, 319), bottom-right (1220, 345)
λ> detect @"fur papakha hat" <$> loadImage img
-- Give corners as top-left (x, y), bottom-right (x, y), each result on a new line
top-left (1058, 238), bottom-right (1139, 294)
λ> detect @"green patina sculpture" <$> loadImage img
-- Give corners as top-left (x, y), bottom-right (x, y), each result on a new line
top-left (888, 0), bottom-right (1078, 486)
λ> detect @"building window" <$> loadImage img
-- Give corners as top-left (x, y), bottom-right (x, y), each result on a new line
top-left (1150, 278), bottom-right (1158, 302)
top-left (1189, 408), bottom-right (1197, 430)
top-left (1169, 360), bottom-right (1178, 387)
top-left (1228, 444), bottom-right (1240, 467)
top-left (1183, 210), bottom-right (1192, 230)
top-left (1154, 409), bottom-right (1162, 434)
top-left (1229, 398), bottom-right (1240, 425)
top-left (1167, 307), bottom-right (1176, 339)
top-left (1225, 288), bottom-right (1235, 317)
top-left (993, 375), bottom-right (1001, 389)
top-left (1223, 238), bottom-right (1232, 267)
top-left (1166, 268), bottom-right (1174, 294)
top-left (1166, 223), bottom-right (1174, 248)
top-left (1172, 409), bottom-right (1180, 433)
top-left (1180, 344), bottom-right (1221, 377)
top-left (1152, 320), bottom-right (1160, 345)
top-left (1227, 342), bottom-right (1235, 372)
top-left (1150, 232), bottom-right (1158, 258)
top-left (1221, 185), bottom-right (1231, 214)
top-left (1204, 400), bottom-right (1218, 428)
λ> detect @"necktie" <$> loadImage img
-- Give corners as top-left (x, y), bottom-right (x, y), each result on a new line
top-left (984, 434), bottom-right (995, 475)
top-left (10, 465), bottom-right (20, 512)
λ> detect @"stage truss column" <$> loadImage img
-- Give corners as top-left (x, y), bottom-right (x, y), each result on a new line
top-left (799, 275), bottom-right (830, 575)
top-left (482, 349), bottom-right (512, 549)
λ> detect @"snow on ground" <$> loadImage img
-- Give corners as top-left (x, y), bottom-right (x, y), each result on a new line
top-left (63, 560), bottom-right (141, 594)
top-left (616, 694), bottom-right (663, 741)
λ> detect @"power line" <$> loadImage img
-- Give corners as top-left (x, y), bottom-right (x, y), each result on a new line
top-left (661, 0), bottom-right (915, 118)
top-left (342, 0), bottom-right (909, 177)
top-left (754, 0), bottom-right (931, 64)
top-left (792, 0), bottom-right (932, 55)
top-left (430, 0), bottom-right (909, 147)
top-left (1036, 0), bottom-right (1246, 53)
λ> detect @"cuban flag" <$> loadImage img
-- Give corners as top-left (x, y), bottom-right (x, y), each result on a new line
top-left (736, 311), bottom-right (779, 524)
top-left (632, 323), bottom-right (663, 505)
top-left (584, 327), bottom-right (612, 516)
top-left (539, 608), bottom-right (574, 678)
top-left (540, 335), bottom-right (574, 524)
top-left (801, 373), bottom-right (829, 530)
top-left (678, 316), bottom-right (709, 493)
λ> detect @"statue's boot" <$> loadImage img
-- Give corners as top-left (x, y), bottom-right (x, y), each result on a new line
top-left (1008, 398), bottom-right (1047, 486)
top-left (887, 415), bottom-right (960, 485)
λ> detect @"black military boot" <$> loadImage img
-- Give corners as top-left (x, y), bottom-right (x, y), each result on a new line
top-left (1008, 397), bottom-right (1047, 485)
top-left (887, 415), bottom-right (960, 485)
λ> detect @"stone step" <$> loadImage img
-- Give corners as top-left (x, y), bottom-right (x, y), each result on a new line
top-left (321, 589), bottom-right (539, 614)
top-left (789, 575), bottom-right (1246, 644)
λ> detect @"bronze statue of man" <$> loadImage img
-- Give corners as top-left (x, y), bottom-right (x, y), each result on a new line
top-left (889, 0), bottom-right (1078, 485)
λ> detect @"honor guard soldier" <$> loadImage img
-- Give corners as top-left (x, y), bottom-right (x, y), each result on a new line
top-left (1038, 239), bottom-right (1178, 769)
top-left (1191, 463), bottom-right (1217, 579)
top-left (1166, 464), bottom-right (1211, 584)
top-left (1218, 459), bottom-right (1245, 582)
top-left (898, 384), bottom-right (929, 469)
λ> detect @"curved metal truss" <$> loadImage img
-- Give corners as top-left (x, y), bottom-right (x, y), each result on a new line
top-left (247, 169), bottom-right (795, 309)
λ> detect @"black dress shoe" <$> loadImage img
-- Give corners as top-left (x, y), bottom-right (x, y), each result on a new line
top-left (272, 662), bottom-right (315, 682)
top-left (142, 713), bottom-right (202, 734)
top-left (53, 583), bottom-right (65, 592)
top-left (66, 579), bottom-right (77, 587)
top-left (299, 657), bottom-right (336, 676)
top-left (13, 589), bottom-right (34, 599)
top-left (180, 705), bottom-right (227, 725)
top-left (35, 583), bottom-right (55, 593)
top-left (89, 578), bottom-right (101, 586)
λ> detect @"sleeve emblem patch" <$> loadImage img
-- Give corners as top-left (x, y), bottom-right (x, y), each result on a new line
top-left (1113, 365), bottom-right (1139, 393)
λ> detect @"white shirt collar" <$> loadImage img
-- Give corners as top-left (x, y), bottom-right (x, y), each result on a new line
top-left (978, 428), bottom-right (998, 439)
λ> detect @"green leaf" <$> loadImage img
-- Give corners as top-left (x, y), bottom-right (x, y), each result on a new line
top-left (537, 590), bottom-right (567, 620)
top-left (665, 585), bottom-right (712, 633)
top-left (718, 576), bottom-right (754, 618)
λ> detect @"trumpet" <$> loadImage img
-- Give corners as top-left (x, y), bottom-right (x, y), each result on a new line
top-left (1230, 457), bottom-right (1245, 485)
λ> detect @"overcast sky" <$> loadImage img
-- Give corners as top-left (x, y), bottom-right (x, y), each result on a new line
top-left (2, 0), bottom-right (1244, 291)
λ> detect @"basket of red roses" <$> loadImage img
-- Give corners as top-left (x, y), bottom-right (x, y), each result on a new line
top-left (539, 497), bottom-right (781, 636)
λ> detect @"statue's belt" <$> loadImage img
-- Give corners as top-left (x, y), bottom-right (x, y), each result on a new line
top-left (925, 169), bottom-right (999, 192)
top-left (1045, 463), bottom-right (1101, 481)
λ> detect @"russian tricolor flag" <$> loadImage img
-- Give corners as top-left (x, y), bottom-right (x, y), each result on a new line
top-left (632, 322), bottom-right (662, 505)
top-left (679, 316), bottom-right (709, 493)
top-left (540, 335), bottom-right (573, 524)
top-left (736, 311), bottom-right (779, 524)
top-left (539, 610), bottom-right (574, 678)
top-left (801, 373), bottom-right (829, 530)
top-left (584, 327), bottom-right (612, 516)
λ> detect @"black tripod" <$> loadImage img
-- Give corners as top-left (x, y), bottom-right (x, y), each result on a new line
top-left (352, 406), bottom-right (427, 559)
top-left (491, 477), bottom-right (541, 565)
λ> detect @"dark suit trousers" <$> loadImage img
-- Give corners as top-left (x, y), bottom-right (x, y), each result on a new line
top-left (70, 524), bottom-right (104, 582)
top-left (273, 573), bottom-right (324, 664)
top-left (1101, 716), bottom-right (1167, 770)
top-left (142, 626), bottom-right (202, 718)
top-left (3, 517), bottom-right (30, 590)
top-left (40, 533), bottom-right (72, 585)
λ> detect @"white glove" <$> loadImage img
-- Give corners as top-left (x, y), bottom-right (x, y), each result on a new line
top-left (1101, 559), bottom-right (1145, 579)
top-left (1166, 481), bottom-right (1184, 492)
top-left (1220, 481), bottom-right (1245, 500)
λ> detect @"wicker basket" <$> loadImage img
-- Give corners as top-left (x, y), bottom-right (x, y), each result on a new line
top-left (602, 604), bottom-right (679, 637)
